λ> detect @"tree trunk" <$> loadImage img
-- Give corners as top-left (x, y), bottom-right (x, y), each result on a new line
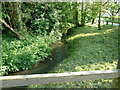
top-left (112, 22), bottom-right (113, 26)
top-left (98, 14), bottom-right (101, 30)
top-left (106, 21), bottom-right (108, 25)
top-left (75, 3), bottom-right (80, 27)
top-left (111, 13), bottom-right (114, 26)
top-left (80, 2), bottom-right (85, 26)
top-left (8, 2), bottom-right (23, 31)
top-left (91, 18), bottom-right (95, 24)
top-left (75, 8), bottom-right (79, 27)
top-left (98, 2), bottom-right (101, 30)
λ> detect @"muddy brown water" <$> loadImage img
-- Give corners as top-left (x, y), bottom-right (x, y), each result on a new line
top-left (2, 40), bottom-right (68, 90)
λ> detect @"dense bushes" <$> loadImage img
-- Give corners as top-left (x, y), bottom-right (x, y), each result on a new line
top-left (21, 2), bottom-right (76, 35)
top-left (2, 2), bottom-right (79, 37)
top-left (25, 3), bottom-right (60, 35)
top-left (1, 33), bottom-right (58, 76)
top-left (1, 2), bottom-right (66, 75)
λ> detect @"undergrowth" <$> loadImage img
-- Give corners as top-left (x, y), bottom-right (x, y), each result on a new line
top-left (1, 32), bottom-right (59, 76)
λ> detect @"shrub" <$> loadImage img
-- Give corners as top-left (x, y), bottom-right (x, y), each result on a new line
top-left (1, 34), bottom-right (56, 75)
top-left (22, 3), bottom-right (60, 35)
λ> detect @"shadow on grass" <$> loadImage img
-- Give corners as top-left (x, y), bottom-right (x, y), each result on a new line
top-left (62, 25), bottom-right (118, 72)
top-left (26, 25), bottom-right (118, 88)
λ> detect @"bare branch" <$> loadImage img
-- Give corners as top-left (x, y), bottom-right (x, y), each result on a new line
top-left (0, 19), bottom-right (23, 40)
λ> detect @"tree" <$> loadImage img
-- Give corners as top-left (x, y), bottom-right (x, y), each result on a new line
top-left (97, 0), bottom-right (110, 30)
top-left (89, 0), bottom-right (109, 26)
top-left (0, 19), bottom-right (22, 39)
top-left (75, 2), bottom-right (80, 27)
top-left (106, 2), bottom-right (119, 26)
top-left (98, 2), bottom-right (102, 30)
top-left (89, 2), bottom-right (100, 24)
top-left (79, 2), bottom-right (88, 26)
top-left (2, 2), bottom-right (24, 39)
top-left (5, 2), bottom-right (23, 31)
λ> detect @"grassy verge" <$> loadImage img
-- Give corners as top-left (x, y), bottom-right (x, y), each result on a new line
top-left (30, 24), bottom-right (118, 88)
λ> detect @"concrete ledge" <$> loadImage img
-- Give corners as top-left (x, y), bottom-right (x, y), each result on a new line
top-left (0, 69), bottom-right (120, 88)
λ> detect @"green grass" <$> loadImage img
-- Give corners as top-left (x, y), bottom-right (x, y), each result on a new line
top-left (30, 24), bottom-right (118, 88)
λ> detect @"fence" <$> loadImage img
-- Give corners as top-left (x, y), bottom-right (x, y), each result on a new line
top-left (0, 69), bottom-right (120, 88)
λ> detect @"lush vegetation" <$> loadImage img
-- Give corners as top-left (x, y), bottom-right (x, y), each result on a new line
top-left (1, 33), bottom-right (57, 75)
top-left (1, 1), bottom-right (119, 88)
top-left (1, 3), bottom-right (58, 75)
top-left (30, 24), bottom-right (118, 88)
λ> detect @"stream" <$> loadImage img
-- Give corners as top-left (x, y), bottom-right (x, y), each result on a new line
top-left (2, 40), bottom-right (68, 90)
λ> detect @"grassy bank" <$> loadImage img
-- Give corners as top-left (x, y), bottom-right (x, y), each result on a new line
top-left (1, 32), bottom-right (60, 76)
top-left (30, 24), bottom-right (118, 88)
